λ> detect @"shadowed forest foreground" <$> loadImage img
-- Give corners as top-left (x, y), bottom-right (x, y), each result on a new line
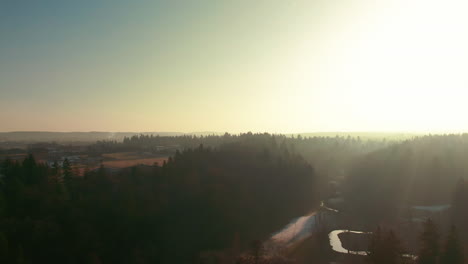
top-left (2, 133), bottom-right (468, 263)
top-left (0, 136), bottom-right (319, 263)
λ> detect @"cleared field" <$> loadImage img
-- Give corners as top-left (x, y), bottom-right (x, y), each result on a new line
top-left (102, 157), bottom-right (168, 168)
top-left (102, 152), bottom-right (143, 160)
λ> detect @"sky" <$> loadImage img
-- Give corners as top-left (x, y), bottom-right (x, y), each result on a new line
top-left (1, 0), bottom-right (468, 133)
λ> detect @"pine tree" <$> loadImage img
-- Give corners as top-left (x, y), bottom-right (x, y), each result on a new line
top-left (368, 227), bottom-right (384, 263)
top-left (367, 228), bottom-right (403, 264)
top-left (441, 226), bottom-right (464, 264)
top-left (50, 161), bottom-right (61, 185)
top-left (62, 158), bottom-right (72, 185)
top-left (16, 244), bottom-right (25, 264)
top-left (0, 190), bottom-right (5, 216)
top-left (452, 179), bottom-right (468, 237)
top-left (0, 232), bottom-right (8, 263)
top-left (385, 231), bottom-right (403, 264)
top-left (22, 154), bottom-right (38, 185)
top-left (418, 219), bottom-right (440, 264)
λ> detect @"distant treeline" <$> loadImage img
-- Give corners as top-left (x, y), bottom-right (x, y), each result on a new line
top-left (364, 219), bottom-right (464, 264)
top-left (90, 132), bottom-right (392, 177)
top-left (0, 137), bottom-right (318, 263)
top-left (0, 131), bottom-right (418, 144)
top-left (0, 131), bottom-right (186, 143)
top-left (345, 134), bottom-right (468, 224)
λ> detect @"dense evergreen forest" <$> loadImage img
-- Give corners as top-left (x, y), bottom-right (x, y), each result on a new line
top-left (362, 219), bottom-right (464, 264)
top-left (0, 136), bottom-right (318, 263)
top-left (90, 132), bottom-right (392, 177)
top-left (3, 133), bottom-right (468, 263)
top-left (345, 134), bottom-right (468, 223)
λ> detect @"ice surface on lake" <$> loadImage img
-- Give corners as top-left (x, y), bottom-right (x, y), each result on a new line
top-left (329, 230), bottom-right (417, 259)
top-left (328, 230), bottom-right (369, 256)
top-left (412, 204), bottom-right (451, 212)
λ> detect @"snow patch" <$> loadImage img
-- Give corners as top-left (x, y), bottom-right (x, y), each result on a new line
top-left (329, 230), bottom-right (369, 256)
top-left (270, 213), bottom-right (318, 245)
top-left (412, 204), bottom-right (451, 212)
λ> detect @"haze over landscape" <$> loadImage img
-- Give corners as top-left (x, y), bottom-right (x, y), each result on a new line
top-left (2, 0), bottom-right (468, 133)
top-left (3, 1), bottom-right (468, 264)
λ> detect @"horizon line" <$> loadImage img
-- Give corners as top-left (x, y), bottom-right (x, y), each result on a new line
top-left (0, 130), bottom-right (465, 135)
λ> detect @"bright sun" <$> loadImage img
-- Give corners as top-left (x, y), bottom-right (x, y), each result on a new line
top-left (288, 0), bottom-right (468, 132)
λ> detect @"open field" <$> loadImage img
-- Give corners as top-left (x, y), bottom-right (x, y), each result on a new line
top-left (0, 151), bottom-right (169, 177)
top-left (102, 157), bottom-right (168, 168)
top-left (101, 152), bottom-right (169, 168)
top-left (102, 152), bottom-right (153, 160)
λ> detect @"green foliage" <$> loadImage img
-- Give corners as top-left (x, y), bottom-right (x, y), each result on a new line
top-left (0, 136), bottom-right (319, 263)
top-left (367, 227), bottom-right (404, 264)
top-left (0, 232), bottom-right (8, 262)
top-left (441, 226), bottom-right (464, 264)
top-left (418, 219), bottom-right (440, 264)
top-left (91, 132), bottom-right (390, 178)
top-left (345, 134), bottom-right (468, 223)
top-left (451, 179), bottom-right (468, 240)
top-left (62, 158), bottom-right (72, 184)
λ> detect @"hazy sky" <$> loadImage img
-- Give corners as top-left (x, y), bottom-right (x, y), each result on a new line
top-left (2, 0), bottom-right (468, 133)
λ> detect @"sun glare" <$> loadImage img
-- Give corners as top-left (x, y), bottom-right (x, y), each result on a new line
top-left (293, 0), bottom-right (468, 132)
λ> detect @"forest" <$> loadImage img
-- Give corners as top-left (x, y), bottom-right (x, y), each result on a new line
top-left (4, 0), bottom-right (467, 263)
top-left (90, 132), bottom-right (392, 178)
top-left (0, 134), bottom-right (318, 263)
top-left (2, 133), bottom-right (468, 263)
